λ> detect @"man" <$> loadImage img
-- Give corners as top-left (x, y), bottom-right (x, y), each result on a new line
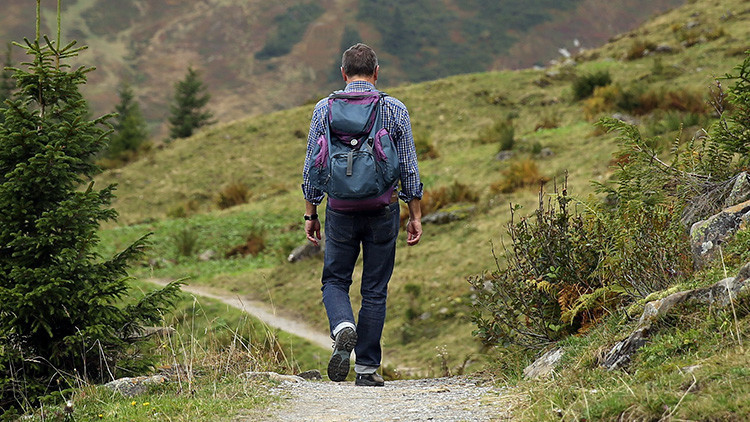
top-left (302, 43), bottom-right (423, 387)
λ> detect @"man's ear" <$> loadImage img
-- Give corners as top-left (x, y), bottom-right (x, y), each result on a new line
top-left (374, 66), bottom-right (379, 82)
top-left (341, 67), bottom-right (348, 83)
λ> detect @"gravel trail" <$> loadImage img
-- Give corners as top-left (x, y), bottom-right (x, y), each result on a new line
top-left (250, 377), bottom-right (514, 422)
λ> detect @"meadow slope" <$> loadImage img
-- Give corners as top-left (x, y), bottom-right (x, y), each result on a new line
top-left (96, 0), bottom-right (750, 375)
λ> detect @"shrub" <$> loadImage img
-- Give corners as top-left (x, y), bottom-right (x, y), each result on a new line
top-left (491, 159), bottom-right (549, 194)
top-left (470, 184), bottom-right (607, 348)
top-left (572, 70), bottom-right (612, 101)
top-left (624, 39), bottom-right (657, 60)
top-left (583, 84), bottom-right (622, 120)
top-left (225, 232), bottom-right (266, 258)
top-left (216, 182), bottom-right (251, 209)
top-left (413, 130), bottom-right (439, 160)
top-left (174, 227), bottom-right (199, 258)
top-left (478, 118), bottom-right (515, 151)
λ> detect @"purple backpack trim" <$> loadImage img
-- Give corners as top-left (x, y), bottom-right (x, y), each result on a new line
top-left (314, 135), bottom-right (328, 168)
top-left (373, 128), bottom-right (389, 161)
top-left (328, 186), bottom-right (395, 212)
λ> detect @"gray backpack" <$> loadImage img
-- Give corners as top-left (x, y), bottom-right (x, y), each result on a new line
top-left (309, 90), bottom-right (400, 211)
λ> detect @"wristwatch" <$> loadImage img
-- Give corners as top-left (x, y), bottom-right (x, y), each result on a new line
top-left (304, 214), bottom-right (318, 221)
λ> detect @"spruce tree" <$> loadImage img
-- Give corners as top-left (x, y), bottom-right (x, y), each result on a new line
top-left (0, 43), bottom-right (15, 125)
top-left (168, 67), bottom-right (213, 140)
top-left (0, 2), bottom-right (180, 410)
top-left (106, 82), bottom-right (148, 161)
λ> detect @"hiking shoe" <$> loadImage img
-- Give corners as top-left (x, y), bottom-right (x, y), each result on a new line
top-left (355, 373), bottom-right (384, 387)
top-left (327, 327), bottom-right (357, 382)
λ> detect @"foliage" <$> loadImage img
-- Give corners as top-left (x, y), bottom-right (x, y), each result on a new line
top-left (470, 183), bottom-right (608, 348)
top-left (216, 182), bottom-right (251, 210)
top-left (0, 44), bottom-right (14, 126)
top-left (413, 130), bottom-right (439, 160)
top-left (168, 67), bottom-right (213, 140)
top-left (102, 83), bottom-right (148, 165)
top-left (478, 118), bottom-right (515, 151)
top-left (624, 38), bottom-right (657, 60)
top-left (491, 159), bottom-right (549, 194)
top-left (419, 181), bottom-right (479, 216)
top-left (571, 70), bottom-right (612, 101)
top-left (254, 2), bottom-right (324, 60)
top-left (0, 7), bottom-right (179, 412)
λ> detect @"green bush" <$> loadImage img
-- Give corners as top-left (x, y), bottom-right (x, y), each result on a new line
top-left (572, 70), bottom-right (612, 101)
top-left (478, 119), bottom-right (515, 151)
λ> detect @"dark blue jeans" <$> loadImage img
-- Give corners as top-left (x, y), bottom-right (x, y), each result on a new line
top-left (321, 202), bottom-right (400, 370)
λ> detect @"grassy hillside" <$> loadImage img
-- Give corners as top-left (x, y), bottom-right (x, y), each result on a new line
top-left (94, 0), bottom-right (750, 377)
top-left (1, 0), bottom-right (683, 136)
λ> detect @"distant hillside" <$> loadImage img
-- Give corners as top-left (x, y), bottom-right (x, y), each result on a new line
top-left (1, 0), bottom-right (684, 136)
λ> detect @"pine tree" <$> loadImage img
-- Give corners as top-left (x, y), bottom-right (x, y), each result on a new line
top-left (168, 67), bottom-right (213, 140)
top-left (106, 82), bottom-right (148, 161)
top-left (0, 43), bottom-right (15, 125)
top-left (0, 1), bottom-right (180, 410)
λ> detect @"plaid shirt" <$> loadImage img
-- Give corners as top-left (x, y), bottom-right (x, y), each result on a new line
top-left (302, 81), bottom-right (423, 206)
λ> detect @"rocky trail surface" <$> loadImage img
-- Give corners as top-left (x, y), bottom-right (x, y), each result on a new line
top-left (248, 376), bottom-right (513, 422)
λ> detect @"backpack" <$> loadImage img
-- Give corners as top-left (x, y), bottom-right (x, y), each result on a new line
top-left (309, 90), bottom-right (400, 211)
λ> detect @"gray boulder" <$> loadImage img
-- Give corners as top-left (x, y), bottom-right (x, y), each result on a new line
top-left (690, 199), bottom-right (750, 269)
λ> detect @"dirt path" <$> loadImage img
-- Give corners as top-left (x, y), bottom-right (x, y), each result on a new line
top-left (146, 278), bottom-right (332, 350)
top-left (247, 377), bottom-right (515, 422)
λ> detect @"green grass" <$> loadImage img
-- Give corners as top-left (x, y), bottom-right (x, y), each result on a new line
top-left (20, 278), bottom-right (326, 421)
top-left (92, 0), bottom-right (750, 379)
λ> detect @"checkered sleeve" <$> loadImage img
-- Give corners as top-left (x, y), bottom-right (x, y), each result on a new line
top-left (386, 98), bottom-right (423, 203)
top-left (301, 99), bottom-right (327, 205)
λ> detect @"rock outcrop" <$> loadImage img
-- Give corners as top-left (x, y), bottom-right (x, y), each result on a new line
top-left (602, 262), bottom-right (750, 371)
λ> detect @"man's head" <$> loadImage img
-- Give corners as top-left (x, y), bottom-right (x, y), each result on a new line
top-left (341, 43), bottom-right (378, 83)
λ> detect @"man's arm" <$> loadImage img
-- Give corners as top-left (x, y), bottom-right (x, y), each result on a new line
top-left (406, 198), bottom-right (422, 246)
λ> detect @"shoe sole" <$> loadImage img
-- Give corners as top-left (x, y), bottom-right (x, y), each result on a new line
top-left (355, 379), bottom-right (384, 387)
top-left (327, 329), bottom-right (357, 382)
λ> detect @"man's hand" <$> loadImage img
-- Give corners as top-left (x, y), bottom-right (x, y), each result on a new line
top-left (305, 219), bottom-right (321, 246)
top-left (405, 198), bottom-right (422, 246)
top-left (406, 218), bottom-right (422, 246)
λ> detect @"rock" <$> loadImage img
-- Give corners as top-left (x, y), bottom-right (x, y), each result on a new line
top-left (104, 375), bottom-right (168, 397)
top-left (690, 199), bottom-right (750, 268)
top-left (422, 206), bottom-right (475, 225)
top-left (653, 44), bottom-right (674, 53)
top-left (724, 172), bottom-right (750, 208)
top-left (298, 370), bottom-right (322, 380)
top-left (242, 371), bottom-right (305, 383)
top-left (611, 112), bottom-right (639, 125)
top-left (198, 249), bottom-right (217, 261)
top-left (288, 234), bottom-right (325, 263)
top-left (602, 265), bottom-right (750, 371)
top-left (523, 348), bottom-right (564, 379)
top-left (495, 151), bottom-right (514, 161)
top-left (538, 148), bottom-right (554, 158)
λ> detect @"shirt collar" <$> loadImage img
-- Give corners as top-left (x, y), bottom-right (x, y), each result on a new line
top-left (344, 81), bottom-right (377, 92)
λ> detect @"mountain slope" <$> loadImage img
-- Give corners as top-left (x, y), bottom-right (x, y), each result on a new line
top-left (1, 0), bottom-right (684, 136)
top-left (92, 0), bottom-right (750, 374)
